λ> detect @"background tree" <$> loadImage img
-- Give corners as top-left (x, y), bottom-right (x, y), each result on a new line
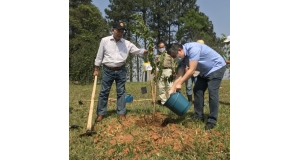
top-left (176, 9), bottom-right (208, 43)
top-left (162, 0), bottom-right (176, 46)
top-left (174, 0), bottom-right (199, 41)
top-left (69, 0), bottom-right (92, 9)
top-left (69, 2), bottom-right (110, 84)
top-left (148, 0), bottom-right (169, 47)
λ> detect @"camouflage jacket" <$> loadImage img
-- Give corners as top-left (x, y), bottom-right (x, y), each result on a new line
top-left (155, 51), bottom-right (175, 70)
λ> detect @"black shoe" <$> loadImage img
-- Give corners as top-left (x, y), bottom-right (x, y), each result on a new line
top-left (187, 95), bottom-right (193, 106)
top-left (205, 122), bottom-right (216, 130)
top-left (157, 100), bottom-right (161, 104)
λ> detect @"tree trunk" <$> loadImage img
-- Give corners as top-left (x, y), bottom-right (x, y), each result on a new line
top-left (168, 0), bottom-right (171, 46)
top-left (136, 36), bottom-right (139, 82)
top-left (169, 20), bottom-right (171, 46)
top-left (153, 64), bottom-right (157, 119)
top-left (128, 26), bottom-right (133, 82)
top-left (143, 8), bottom-right (147, 82)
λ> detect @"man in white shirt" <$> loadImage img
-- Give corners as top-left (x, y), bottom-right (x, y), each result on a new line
top-left (223, 36), bottom-right (230, 64)
top-left (93, 22), bottom-right (150, 122)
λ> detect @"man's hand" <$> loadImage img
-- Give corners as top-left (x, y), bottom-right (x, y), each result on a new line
top-left (94, 66), bottom-right (99, 77)
top-left (168, 88), bottom-right (176, 98)
top-left (225, 60), bottom-right (230, 64)
top-left (173, 73), bottom-right (177, 78)
top-left (93, 70), bottom-right (98, 77)
top-left (144, 47), bottom-right (155, 54)
top-left (144, 49), bottom-right (148, 54)
top-left (168, 84), bottom-right (182, 98)
top-left (175, 83), bottom-right (181, 91)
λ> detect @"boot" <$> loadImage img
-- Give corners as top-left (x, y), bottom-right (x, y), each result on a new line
top-left (187, 95), bottom-right (193, 106)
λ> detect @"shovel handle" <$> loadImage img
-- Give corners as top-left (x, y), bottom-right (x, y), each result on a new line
top-left (87, 76), bottom-right (97, 131)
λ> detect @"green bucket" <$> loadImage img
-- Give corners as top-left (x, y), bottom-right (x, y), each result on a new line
top-left (163, 92), bottom-right (191, 116)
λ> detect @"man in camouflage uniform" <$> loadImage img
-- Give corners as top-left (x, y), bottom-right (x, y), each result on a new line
top-left (155, 42), bottom-right (175, 105)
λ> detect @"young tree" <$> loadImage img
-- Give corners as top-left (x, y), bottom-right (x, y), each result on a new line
top-left (134, 0), bottom-right (153, 82)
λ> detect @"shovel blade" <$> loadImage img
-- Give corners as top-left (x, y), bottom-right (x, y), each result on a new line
top-left (80, 131), bottom-right (97, 136)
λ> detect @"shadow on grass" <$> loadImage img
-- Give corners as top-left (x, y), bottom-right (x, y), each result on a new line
top-left (172, 111), bottom-right (211, 123)
top-left (219, 101), bottom-right (230, 105)
top-left (103, 109), bottom-right (133, 118)
top-left (69, 107), bottom-right (73, 114)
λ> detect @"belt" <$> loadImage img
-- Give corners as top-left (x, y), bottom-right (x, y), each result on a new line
top-left (164, 67), bottom-right (171, 69)
top-left (104, 64), bottom-right (125, 70)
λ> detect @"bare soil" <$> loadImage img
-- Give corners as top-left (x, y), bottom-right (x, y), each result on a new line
top-left (85, 112), bottom-right (226, 158)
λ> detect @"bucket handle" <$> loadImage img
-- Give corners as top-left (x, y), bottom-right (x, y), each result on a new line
top-left (169, 92), bottom-right (180, 107)
top-left (126, 94), bottom-right (132, 97)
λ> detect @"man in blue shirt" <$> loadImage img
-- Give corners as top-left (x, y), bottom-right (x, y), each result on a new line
top-left (168, 43), bottom-right (226, 130)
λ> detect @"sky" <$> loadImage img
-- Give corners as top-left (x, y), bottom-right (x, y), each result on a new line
top-left (91, 0), bottom-right (230, 38)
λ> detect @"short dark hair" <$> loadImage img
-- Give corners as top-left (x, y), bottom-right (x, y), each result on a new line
top-left (158, 41), bottom-right (166, 47)
top-left (168, 43), bottom-right (183, 55)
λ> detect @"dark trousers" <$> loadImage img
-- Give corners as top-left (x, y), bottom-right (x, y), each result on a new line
top-left (97, 66), bottom-right (127, 116)
top-left (193, 66), bottom-right (226, 124)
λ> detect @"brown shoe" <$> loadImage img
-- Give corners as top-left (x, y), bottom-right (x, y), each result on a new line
top-left (95, 115), bottom-right (103, 122)
top-left (118, 114), bottom-right (126, 120)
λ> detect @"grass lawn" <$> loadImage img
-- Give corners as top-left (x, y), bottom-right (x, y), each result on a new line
top-left (69, 80), bottom-right (230, 159)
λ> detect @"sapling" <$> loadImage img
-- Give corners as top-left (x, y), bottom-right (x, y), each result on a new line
top-left (131, 13), bottom-right (178, 120)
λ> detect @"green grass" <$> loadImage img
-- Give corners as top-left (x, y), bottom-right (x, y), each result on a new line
top-left (69, 80), bottom-right (230, 159)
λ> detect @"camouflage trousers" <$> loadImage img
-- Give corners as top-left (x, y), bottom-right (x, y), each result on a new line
top-left (157, 69), bottom-right (173, 105)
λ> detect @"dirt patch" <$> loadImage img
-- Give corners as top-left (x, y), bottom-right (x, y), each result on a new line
top-left (136, 112), bottom-right (177, 128)
top-left (92, 112), bottom-right (227, 157)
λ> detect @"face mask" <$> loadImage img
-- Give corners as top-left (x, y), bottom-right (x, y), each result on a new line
top-left (174, 55), bottom-right (183, 63)
top-left (158, 48), bottom-right (165, 53)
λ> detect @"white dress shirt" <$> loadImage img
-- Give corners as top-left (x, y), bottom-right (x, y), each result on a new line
top-left (95, 35), bottom-right (145, 67)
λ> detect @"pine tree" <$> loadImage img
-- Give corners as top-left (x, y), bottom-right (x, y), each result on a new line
top-left (176, 9), bottom-right (207, 43)
top-left (173, 0), bottom-right (199, 39)
top-left (69, 0), bottom-right (92, 9)
top-left (148, 0), bottom-right (168, 47)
